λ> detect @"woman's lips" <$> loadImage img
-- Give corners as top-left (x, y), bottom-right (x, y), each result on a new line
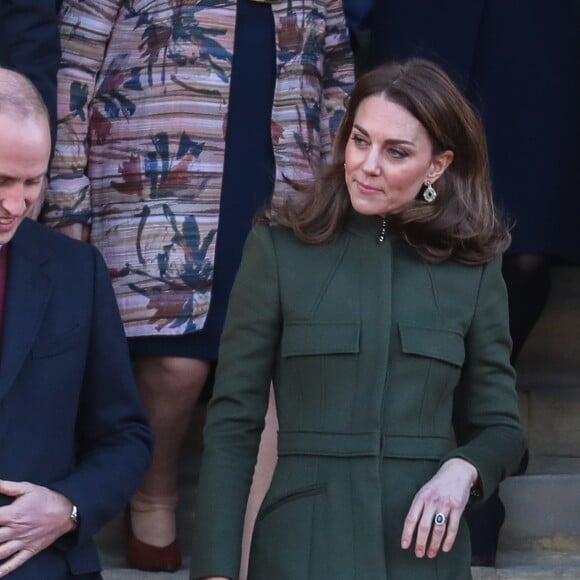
top-left (356, 180), bottom-right (382, 195)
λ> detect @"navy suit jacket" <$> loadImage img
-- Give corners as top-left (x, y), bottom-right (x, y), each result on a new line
top-left (0, 0), bottom-right (60, 149)
top-left (0, 219), bottom-right (153, 579)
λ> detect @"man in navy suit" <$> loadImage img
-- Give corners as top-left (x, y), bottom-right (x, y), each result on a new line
top-left (0, 67), bottom-right (153, 579)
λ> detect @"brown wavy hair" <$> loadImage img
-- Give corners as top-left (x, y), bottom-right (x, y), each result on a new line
top-left (264, 58), bottom-right (510, 265)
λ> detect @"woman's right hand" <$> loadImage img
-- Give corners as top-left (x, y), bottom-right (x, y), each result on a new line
top-left (401, 457), bottom-right (478, 558)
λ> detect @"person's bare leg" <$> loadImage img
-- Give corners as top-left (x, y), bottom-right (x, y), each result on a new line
top-left (239, 387), bottom-right (278, 580)
top-left (130, 355), bottom-right (210, 547)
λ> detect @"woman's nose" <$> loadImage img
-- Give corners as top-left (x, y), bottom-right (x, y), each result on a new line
top-left (361, 149), bottom-right (381, 175)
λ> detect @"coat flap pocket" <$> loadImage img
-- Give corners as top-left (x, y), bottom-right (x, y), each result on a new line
top-left (399, 323), bottom-right (464, 367)
top-left (282, 322), bottom-right (360, 357)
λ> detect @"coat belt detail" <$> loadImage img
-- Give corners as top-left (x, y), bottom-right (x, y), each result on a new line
top-left (277, 430), bottom-right (449, 460)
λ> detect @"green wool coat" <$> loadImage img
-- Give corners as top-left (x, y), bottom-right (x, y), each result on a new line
top-left (190, 211), bottom-right (527, 580)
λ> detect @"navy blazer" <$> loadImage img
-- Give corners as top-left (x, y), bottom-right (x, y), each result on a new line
top-left (0, 0), bottom-right (60, 149)
top-left (0, 219), bottom-right (153, 579)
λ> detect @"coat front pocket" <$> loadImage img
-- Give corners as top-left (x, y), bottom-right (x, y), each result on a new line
top-left (398, 323), bottom-right (464, 367)
top-left (281, 322), bottom-right (360, 357)
top-left (250, 483), bottom-right (328, 580)
top-left (256, 482), bottom-right (327, 522)
top-left (279, 322), bottom-right (360, 418)
top-left (388, 324), bottom-right (466, 423)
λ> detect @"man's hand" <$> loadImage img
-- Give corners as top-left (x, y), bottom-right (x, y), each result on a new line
top-left (400, 458), bottom-right (478, 559)
top-left (0, 480), bottom-right (76, 577)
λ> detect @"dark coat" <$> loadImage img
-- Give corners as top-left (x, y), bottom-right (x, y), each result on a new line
top-left (190, 213), bottom-right (526, 580)
top-left (0, 219), bottom-right (153, 579)
top-left (0, 0), bottom-right (60, 150)
top-left (369, 0), bottom-right (580, 261)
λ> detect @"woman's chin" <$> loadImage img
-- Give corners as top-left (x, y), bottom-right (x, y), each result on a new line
top-left (350, 198), bottom-right (384, 218)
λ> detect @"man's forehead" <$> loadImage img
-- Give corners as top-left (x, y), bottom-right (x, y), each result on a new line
top-left (0, 104), bottom-right (43, 122)
top-left (0, 109), bottom-right (48, 128)
top-left (0, 113), bottom-right (51, 169)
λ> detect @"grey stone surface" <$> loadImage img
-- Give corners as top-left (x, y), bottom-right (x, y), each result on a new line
top-left (99, 554), bottom-right (580, 580)
top-left (527, 387), bottom-right (580, 459)
top-left (500, 474), bottom-right (580, 553)
top-left (473, 552), bottom-right (580, 579)
top-left (103, 569), bottom-right (189, 579)
top-left (516, 265), bottom-right (580, 392)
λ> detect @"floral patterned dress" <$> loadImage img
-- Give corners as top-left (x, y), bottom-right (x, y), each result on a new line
top-left (45, 0), bottom-right (353, 343)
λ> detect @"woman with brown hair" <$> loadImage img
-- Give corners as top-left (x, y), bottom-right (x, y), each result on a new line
top-left (190, 58), bottom-right (526, 580)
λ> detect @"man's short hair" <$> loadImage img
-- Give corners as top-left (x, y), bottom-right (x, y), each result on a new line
top-left (0, 66), bottom-right (49, 123)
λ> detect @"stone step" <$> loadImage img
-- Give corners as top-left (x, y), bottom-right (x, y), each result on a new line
top-left (103, 569), bottom-right (189, 579)
top-left (499, 474), bottom-right (580, 554)
top-left (517, 385), bottom-right (580, 468)
top-left (99, 554), bottom-right (580, 579)
top-left (473, 552), bottom-right (580, 579)
top-left (514, 265), bottom-right (580, 463)
top-left (516, 265), bottom-right (580, 392)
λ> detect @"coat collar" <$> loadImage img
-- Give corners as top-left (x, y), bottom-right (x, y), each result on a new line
top-left (0, 219), bottom-right (51, 403)
top-left (345, 208), bottom-right (392, 244)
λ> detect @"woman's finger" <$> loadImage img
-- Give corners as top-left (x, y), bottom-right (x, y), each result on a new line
top-left (426, 510), bottom-right (449, 558)
top-left (414, 501), bottom-right (439, 558)
top-left (401, 496), bottom-right (425, 550)
top-left (441, 507), bottom-right (462, 553)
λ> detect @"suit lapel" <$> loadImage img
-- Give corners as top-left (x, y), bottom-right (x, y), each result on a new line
top-left (0, 220), bottom-right (51, 403)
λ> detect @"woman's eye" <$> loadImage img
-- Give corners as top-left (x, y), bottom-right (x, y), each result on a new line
top-left (351, 135), bottom-right (367, 146)
top-left (389, 148), bottom-right (408, 159)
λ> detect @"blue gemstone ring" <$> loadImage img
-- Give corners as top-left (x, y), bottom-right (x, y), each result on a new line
top-left (434, 512), bottom-right (447, 526)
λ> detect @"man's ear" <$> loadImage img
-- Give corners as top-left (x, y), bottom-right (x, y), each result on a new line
top-left (427, 150), bottom-right (454, 183)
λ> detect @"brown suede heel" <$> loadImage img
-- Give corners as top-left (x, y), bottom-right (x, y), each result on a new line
top-left (124, 507), bottom-right (182, 572)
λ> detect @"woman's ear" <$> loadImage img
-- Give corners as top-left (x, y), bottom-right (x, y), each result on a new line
top-left (427, 150), bottom-right (454, 183)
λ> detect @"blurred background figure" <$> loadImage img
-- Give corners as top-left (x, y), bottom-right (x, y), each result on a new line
top-left (341, 0), bottom-right (372, 74)
top-left (45, 0), bottom-right (353, 572)
top-left (366, 0), bottom-right (580, 566)
top-left (0, 0), bottom-right (61, 220)
top-left (0, 0), bottom-right (60, 152)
